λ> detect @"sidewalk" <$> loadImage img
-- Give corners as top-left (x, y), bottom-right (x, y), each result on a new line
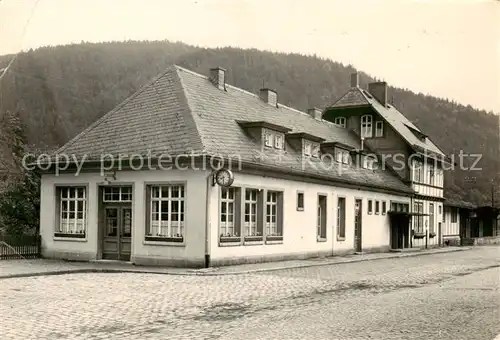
top-left (0, 246), bottom-right (470, 279)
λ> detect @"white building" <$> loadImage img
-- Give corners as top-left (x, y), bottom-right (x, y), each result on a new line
top-left (38, 66), bottom-right (450, 268)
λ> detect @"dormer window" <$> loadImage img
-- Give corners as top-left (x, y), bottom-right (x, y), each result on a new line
top-left (375, 121), bottom-right (384, 137)
top-left (274, 134), bottom-right (284, 149)
top-left (304, 141), bottom-right (312, 156)
top-left (335, 148), bottom-right (350, 164)
top-left (264, 131), bottom-right (274, 147)
top-left (363, 156), bottom-right (376, 170)
top-left (311, 143), bottom-right (320, 158)
top-left (361, 115), bottom-right (373, 138)
top-left (334, 117), bottom-right (346, 128)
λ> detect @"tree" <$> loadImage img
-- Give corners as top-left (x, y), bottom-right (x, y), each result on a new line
top-left (0, 111), bottom-right (41, 235)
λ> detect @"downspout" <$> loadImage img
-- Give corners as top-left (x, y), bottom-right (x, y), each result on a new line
top-left (205, 170), bottom-right (214, 268)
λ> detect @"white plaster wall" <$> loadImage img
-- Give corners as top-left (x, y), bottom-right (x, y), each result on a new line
top-left (40, 169), bottom-right (209, 263)
top-left (208, 172), bottom-right (410, 261)
top-left (411, 199), bottom-right (443, 248)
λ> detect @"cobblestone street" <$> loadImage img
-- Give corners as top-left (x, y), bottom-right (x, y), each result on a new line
top-left (1, 247), bottom-right (499, 340)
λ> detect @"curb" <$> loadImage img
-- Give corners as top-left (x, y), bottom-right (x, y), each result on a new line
top-left (0, 247), bottom-right (471, 279)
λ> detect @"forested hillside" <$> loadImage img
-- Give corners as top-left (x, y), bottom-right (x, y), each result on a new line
top-left (0, 40), bottom-right (498, 205)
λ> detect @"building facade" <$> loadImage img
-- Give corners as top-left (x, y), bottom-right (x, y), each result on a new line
top-left (39, 66), bottom-right (450, 267)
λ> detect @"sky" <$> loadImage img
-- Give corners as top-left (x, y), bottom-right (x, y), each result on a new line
top-left (1, 0), bottom-right (499, 113)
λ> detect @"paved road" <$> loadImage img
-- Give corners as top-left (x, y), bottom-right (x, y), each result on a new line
top-left (1, 246), bottom-right (499, 340)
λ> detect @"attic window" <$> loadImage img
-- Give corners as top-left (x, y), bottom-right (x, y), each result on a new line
top-left (264, 131), bottom-right (274, 147)
top-left (304, 141), bottom-right (312, 156)
top-left (363, 156), bottom-right (376, 170)
top-left (274, 134), bottom-right (284, 149)
top-left (335, 148), bottom-right (350, 164)
top-left (334, 117), bottom-right (346, 128)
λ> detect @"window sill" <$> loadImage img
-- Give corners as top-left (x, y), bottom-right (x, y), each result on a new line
top-left (317, 237), bottom-right (327, 242)
top-left (220, 236), bottom-right (241, 243)
top-left (244, 236), bottom-right (263, 242)
top-left (337, 236), bottom-right (346, 242)
top-left (143, 240), bottom-right (185, 247)
top-left (244, 240), bottom-right (264, 246)
top-left (266, 235), bottom-right (283, 242)
top-left (219, 241), bottom-right (242, 247)
top-left (53, 235), bottom-right (87, 242)
top-left (297, 207), bottom-right (304, 212)
top-left (265, 240), bottom-right (283, 245)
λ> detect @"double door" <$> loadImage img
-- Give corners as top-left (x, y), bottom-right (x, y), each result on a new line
top-left (102, 206), bottom-right (132, 261)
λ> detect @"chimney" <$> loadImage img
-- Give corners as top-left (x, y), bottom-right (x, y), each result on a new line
top-left (350, 73), bottom-right (359, 87)
top-left (307, 107), bottom-right (323, 121)
top-left (259, 88), bottom-right (278, 107)
top-left (209, 67), bottom-right (226, 90)
top-left (368, 82), bottom-right (387, 105)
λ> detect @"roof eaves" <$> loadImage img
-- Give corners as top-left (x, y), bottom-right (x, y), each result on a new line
top-left (286, 132), bottom-right (326, 143)
top-left (237, 120), bottom-right (292, 133)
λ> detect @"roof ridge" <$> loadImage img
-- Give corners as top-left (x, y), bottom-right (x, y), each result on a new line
top-left (173, 65), bottom-right (348, 132)
top-left (56, 65), bottom-right (178, 155)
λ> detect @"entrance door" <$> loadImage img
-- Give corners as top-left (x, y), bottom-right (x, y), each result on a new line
top-left (102, 206), bottom-right (132, 261)
top-left (354, 199), bottom-right (363, 252)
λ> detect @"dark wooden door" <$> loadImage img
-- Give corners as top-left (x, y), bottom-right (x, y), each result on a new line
top-left (102, 206), bottom-right (132, 261)
top-left (354, 199), bottom-right (362, 252)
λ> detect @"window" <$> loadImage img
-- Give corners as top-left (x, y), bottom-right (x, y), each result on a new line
top-left (382, 201), bottom-right (387, 215)
top-left (264, 131), bottom-right (273, 147)
top-left (438, 205), bottom-right (442, 215)
top-left (443, 207), bottom-right (446, 222)
top-left (413, 160), bottom-right (423, 182)
top-left (56, 187), bottom-right (87, 238)
top-left (297, 191), bottom-right (304, 211)
top-left (429, 164), bottom-right (435, 185)
top-left (451, 207), bottom-right (458, 223)
top-left (147, 184), bottom-right (185, 242)
top-left (429, 203), bottom-right (435, 234)
top-left (244, 188), bottom-right (262, 239)
top-left (317, 195), bottom-right (327, 240)
top-left (414, 202), bottom-right (424, 233)
top-left (103, 186), bottom-right (132, 202)
top-left (337, 197), bottom-right (346, 239)
top-left (361, 115), bottom-right (373, 138)
top-left (375, 121), bottom-right (384, 137)
top-left (266, 191), bottom-right (283, 240)
top-left (362, 156), bottom-right (376, 170)
top-left (375, 201), bottom-right (380, 215)
top-left (391, 201), bottom-right (409, 213)
top-left (311, 143), bottom-right (320, 158)
top-left (274, 134), bottom-right (284, 149)
top-left (368, 200), bottom-right (373, 214)
top-left (303, 141), bottom-right (312, 156)
top-left (219, 187), bottom-right (238, 241)
top-left (335, 150), bottom-right (350, 164)
top-left (334, 117), bottom-right (346, 128)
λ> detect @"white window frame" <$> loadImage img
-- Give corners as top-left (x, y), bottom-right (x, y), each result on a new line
top-left (264, 131), bottom-right (273, 147)
top-left (274, 134), bottom-right (284, 149)
top-left (342, 150), bottom-right (350, 164)
top-left (375, 201), bottom-right (380, 215)
top-left (311, 143), bottom-right (320, 158)
top-left (244, 189), bottom-right (259, 237)
top-left (375, 120), bottom-right (384, 137)
top-left (266, 191), bottom-right (279, 236)
top-left (56, 187), bottom-right (87, 237)
top-left (303, 141), bottom-right (312, 156)
top-left (220, 187), bottom-right (236, 237)
top-left (103, 186), bottom-right (132, 202)
top-left (368, 199), bottom-right (373, 214)
top-left (334, 117), bottom-right (346, 128)
top-left (382, 201), bottom-right (387, 215)
top-left (148, 184), bottom-right (185, 240)
top-left (361, 114), bottom-right (373, 138)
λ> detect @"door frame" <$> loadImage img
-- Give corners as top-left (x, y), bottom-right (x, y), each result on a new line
top-left (354, 198), bottom-right (363, 252)
top-left (97, 184), bottom-right (134, 261)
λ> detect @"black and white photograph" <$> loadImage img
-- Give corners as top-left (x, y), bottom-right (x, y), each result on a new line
top-left (0, 0), bottom-right (499, 339)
